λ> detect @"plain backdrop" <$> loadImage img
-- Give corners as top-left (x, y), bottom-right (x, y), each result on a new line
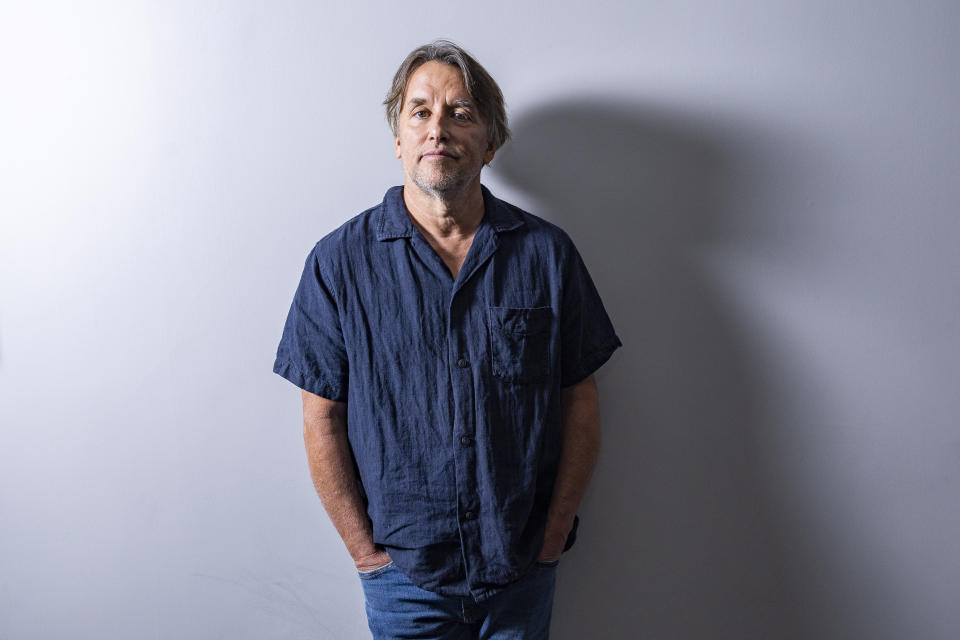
top-left (1, 1), bottom-right (958, 638)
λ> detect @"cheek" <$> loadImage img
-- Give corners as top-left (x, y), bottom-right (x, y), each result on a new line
top-left (473, 134), bottom-right (491, 154)
top-left (397, 135), bottom-right (416, 156)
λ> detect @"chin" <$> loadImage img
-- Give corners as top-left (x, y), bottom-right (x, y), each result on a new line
top-left (414, 172), bottom-right (466, 192)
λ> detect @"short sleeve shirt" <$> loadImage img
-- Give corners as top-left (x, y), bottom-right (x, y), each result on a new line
top-left (273, 184), bottom-right (622, 602)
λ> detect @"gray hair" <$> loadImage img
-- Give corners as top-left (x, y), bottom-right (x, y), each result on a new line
top-left (383, 39), bottom-right (511, 152)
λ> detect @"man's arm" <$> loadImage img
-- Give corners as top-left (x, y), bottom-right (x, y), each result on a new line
top-left (539, 374), bottom-right (602, 561)
top-left (301, 389), bottom-right (392, 571)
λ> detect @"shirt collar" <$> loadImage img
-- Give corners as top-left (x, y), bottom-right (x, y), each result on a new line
top-left (376, 183), bottom-right (525, 241)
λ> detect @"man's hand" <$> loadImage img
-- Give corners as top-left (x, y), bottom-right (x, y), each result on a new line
top-left (539, 374), bottom-right (601, 563)
top-left (537, 518), bottom-right (574, 562)
top-left (354, 545), bottom-right (393, 571)
top-left (301, 389), bottom-right (391, 570)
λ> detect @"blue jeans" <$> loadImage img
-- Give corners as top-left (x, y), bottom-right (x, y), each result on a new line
top-left (357, 559), bottom-right (559, 639)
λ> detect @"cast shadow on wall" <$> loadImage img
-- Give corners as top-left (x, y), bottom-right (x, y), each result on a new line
top-left (492, 98), bottom-right (842, 640)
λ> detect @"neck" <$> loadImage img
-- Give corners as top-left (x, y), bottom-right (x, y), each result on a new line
top-left (402, 179), bottom-right (486, 241)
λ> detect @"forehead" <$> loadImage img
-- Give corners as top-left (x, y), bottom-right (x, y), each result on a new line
top-left (403, 61), bottom-right (473, 104)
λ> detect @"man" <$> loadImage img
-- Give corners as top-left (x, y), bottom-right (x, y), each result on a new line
top-left (273, 40), bottom-right (622, 639)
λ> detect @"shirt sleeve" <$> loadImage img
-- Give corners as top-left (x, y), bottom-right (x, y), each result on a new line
top-left (272, 243), bottom-right (349, 402)
top-left (559, 242), bottom-right (623, 388)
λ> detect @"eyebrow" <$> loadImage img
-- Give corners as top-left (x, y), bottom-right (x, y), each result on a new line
top-left (405, 97), bottom-right (476, 110)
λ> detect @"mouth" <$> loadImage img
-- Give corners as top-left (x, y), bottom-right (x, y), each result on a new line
top-left (422, 151), bottom-right (457, 160)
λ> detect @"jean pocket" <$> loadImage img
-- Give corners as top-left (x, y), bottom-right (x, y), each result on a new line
top-left (357, 560), bottom-right (395, 579)
top-left (488, 306), bottom-right (553, 384)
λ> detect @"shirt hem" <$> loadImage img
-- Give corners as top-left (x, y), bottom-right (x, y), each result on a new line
top-left (272, 357), bottom-right (348, 402)
top-left (560, 336), bottom-right (623, 388)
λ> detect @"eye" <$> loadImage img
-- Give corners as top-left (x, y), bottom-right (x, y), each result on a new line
top-left (413, 109), bottom-right (429, 118)
top-left (453, 112), bottom-right (469, 121)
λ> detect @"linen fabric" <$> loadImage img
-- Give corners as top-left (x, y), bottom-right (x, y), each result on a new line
top-left (273, 183), bottom-right (622, 602)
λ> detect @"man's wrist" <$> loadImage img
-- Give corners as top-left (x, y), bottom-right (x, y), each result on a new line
top-left (545, 509), bottom-right (576, 536)
top-left (350, 540), bottom-right (382, 563)
top-left (539, 517), bottom-right (574, 560)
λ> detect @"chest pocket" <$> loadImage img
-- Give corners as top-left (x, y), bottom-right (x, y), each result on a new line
top-left (488, 306), bottom-right (553, 384)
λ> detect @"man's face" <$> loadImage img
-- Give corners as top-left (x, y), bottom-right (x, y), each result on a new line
top-left (394, 61), bottom-right (496, 196)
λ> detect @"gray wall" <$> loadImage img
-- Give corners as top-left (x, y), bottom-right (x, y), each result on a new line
top-left (1, 1), bottom-right (958, 638)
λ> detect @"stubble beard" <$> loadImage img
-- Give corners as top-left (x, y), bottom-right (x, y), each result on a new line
top-left (411, 159), bottom-right (481, 202)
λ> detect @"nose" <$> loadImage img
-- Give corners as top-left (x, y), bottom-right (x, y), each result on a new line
top-left (427, 113), bottom-right (449, 142)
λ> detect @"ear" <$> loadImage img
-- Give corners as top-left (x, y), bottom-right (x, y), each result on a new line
top-left (395, 136), bottom-right (402, 159)
top-left (483, 141), bottom-right (497, 166)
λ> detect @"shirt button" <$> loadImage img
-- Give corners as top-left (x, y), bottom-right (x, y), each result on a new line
top-left (464, 510), bottom-right (477, 520)
top-left (456, 357), bottom-right (470, 368)
top-left (460, 435), bottom-right (473, 445)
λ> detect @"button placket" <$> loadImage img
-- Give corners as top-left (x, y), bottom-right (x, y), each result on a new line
top-left (447, 294), bottom-right (482, 588)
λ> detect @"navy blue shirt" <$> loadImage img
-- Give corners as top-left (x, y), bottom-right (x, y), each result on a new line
top-left (273, 184), bottom-right (622, 602)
